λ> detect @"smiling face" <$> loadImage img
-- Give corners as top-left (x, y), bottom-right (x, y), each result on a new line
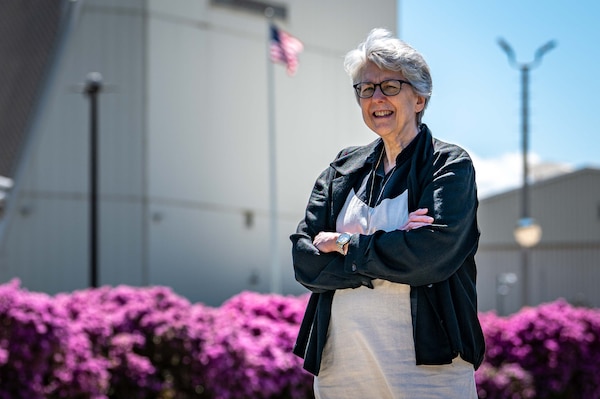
top-left (358, 61), bottom-right (426, 143)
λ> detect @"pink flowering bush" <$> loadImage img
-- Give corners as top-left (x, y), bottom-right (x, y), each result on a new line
top-left (54, 284), bottom-right (216, 398)
top-left (477, 300), bottom-right (600, 398)
top-left (201, 291), bottom-right (312, 399)
top-left (475, 362), bottom-right (535, 399)
top-left (0, 279), bottom-right (109, 398)
top-left (3, 278), bottom-right (600, 399)
top-left (0, 280), bottom-right (312, 399)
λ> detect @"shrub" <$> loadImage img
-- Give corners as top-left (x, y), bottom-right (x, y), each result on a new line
top-left (3, 279), bottom-right (600, 399)
top-left (0, 280), bottom-right (312, 399)
top-left (0, 279), bottom-right (109, 398)
top-left (478, 300), bottom-right (600, 398)
top-left (201, 291), bottom-right (312, 399)
top-left (54, 284), bottom-right (215, 398)
top-left (475, 362), bottom-right (535, 399)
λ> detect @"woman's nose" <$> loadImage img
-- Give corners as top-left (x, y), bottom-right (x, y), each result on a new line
top-left (372, 85), bottom-right (386, 99)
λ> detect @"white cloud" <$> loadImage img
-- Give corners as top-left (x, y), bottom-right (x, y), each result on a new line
top-left (468, 151), bottom-right (573, 199)
top-left (471, 152), bottom-right (524, 198)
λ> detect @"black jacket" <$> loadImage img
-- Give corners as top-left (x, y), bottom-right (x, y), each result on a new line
top-left (290, 125), bottom-right (485, 376)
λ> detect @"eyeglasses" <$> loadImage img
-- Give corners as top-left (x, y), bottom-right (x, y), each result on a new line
top-left (353, 79), bottom-right (412, 99)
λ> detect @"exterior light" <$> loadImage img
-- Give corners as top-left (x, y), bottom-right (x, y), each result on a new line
top-left (514, 217), bottom-right (542, 248)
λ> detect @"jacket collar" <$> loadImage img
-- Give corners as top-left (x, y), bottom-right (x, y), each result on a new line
top-left (330, 124), bottom-right (432, 176)
top-left (329, 138), bottom-right (383, 176)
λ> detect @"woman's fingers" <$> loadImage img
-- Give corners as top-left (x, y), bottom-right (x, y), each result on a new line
top-left (313, 231), bottom-right (339, 253)
top-left (403, 208), bottom-right (434, 231)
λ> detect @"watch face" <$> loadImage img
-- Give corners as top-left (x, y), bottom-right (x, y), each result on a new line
top-left (337, 233), bottom-right (351, 246)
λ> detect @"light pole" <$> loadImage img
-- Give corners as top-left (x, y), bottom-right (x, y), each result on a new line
top-left (498, 38), bottom-right (556, 306)
top-left (84, 72), bottom-right (103, 288)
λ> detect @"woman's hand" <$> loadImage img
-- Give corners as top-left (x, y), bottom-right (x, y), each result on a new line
top-left (313, 231), bottom-right (341, 254)
top-left (401, 208), bottom-right (434, 231)
top-left (313, 208), bottom-right (434, 253)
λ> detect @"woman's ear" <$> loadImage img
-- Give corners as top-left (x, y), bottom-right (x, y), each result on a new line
top-left (414, 95), bottom-right (426, 113)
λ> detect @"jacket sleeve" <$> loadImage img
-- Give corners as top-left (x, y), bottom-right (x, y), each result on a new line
top-left (290, 166), bottom-right (373, 293)
top-left (343, 146), bottom-right (479, 287)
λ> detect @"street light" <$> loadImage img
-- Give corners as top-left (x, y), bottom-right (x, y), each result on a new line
top-left (84, 72), bottom-right (103, 288)
top-left (498, 38), bottom-right (556, 305)
top-left (513, 217), bottom-right (543, 248)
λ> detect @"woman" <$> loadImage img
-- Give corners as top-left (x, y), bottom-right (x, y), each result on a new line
top-left (290, 28), bottom-right (485, 398)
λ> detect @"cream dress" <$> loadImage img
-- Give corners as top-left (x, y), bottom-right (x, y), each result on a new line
top-left (313, 175), bottom-right (477, 399)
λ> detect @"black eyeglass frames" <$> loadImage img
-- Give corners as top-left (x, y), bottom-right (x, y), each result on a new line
top-left (353, 79), bottom-right (412, 99)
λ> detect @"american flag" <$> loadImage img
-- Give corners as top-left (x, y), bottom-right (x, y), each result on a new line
top-left (270, 24), bottom-right (303, 76)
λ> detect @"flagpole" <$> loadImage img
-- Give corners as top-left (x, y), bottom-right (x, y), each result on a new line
top-left (265, 8), bottom-right (281, 294)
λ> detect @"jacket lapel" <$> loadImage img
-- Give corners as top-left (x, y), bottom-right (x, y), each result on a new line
top-left (328, 139), bottom-right (381, 230)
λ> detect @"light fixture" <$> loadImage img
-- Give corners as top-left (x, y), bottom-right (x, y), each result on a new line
top-left (513, 217), bottom-right (542, 248)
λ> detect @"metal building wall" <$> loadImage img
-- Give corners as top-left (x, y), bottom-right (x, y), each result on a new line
top-left (476, 169), bottom-right (600, 314)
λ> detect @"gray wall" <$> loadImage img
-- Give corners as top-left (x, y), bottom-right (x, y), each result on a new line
top-left (476, 169), bottom-right (600, 314)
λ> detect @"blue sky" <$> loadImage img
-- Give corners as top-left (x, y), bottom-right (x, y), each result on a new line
top-left (399, 1), bottom-right (600, 197)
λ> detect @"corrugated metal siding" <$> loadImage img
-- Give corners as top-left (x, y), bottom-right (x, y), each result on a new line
top-left (531, 245), bottom-right (600, 306)
top-left (477, 169), bottom-right (600, 313)
top-left (476, 249), bottom-right (522, 314)
top-left (530, 170), bottom-right (600, 243)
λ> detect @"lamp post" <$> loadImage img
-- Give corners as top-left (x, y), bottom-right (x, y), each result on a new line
top-left (84, 72), bottom-right (103, 288)
top-left (498, 38), bottom-right (555, 306)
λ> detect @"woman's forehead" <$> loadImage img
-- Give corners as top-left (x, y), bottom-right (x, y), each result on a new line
top-left (361, 62), bottom-right (404, 81)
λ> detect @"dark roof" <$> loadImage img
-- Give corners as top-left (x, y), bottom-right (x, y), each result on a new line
top-left (0, 0), bottom-right (67, 178)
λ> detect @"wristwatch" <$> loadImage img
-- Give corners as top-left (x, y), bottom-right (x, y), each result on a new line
top-left (336, 233), bottom-right (352, 255)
